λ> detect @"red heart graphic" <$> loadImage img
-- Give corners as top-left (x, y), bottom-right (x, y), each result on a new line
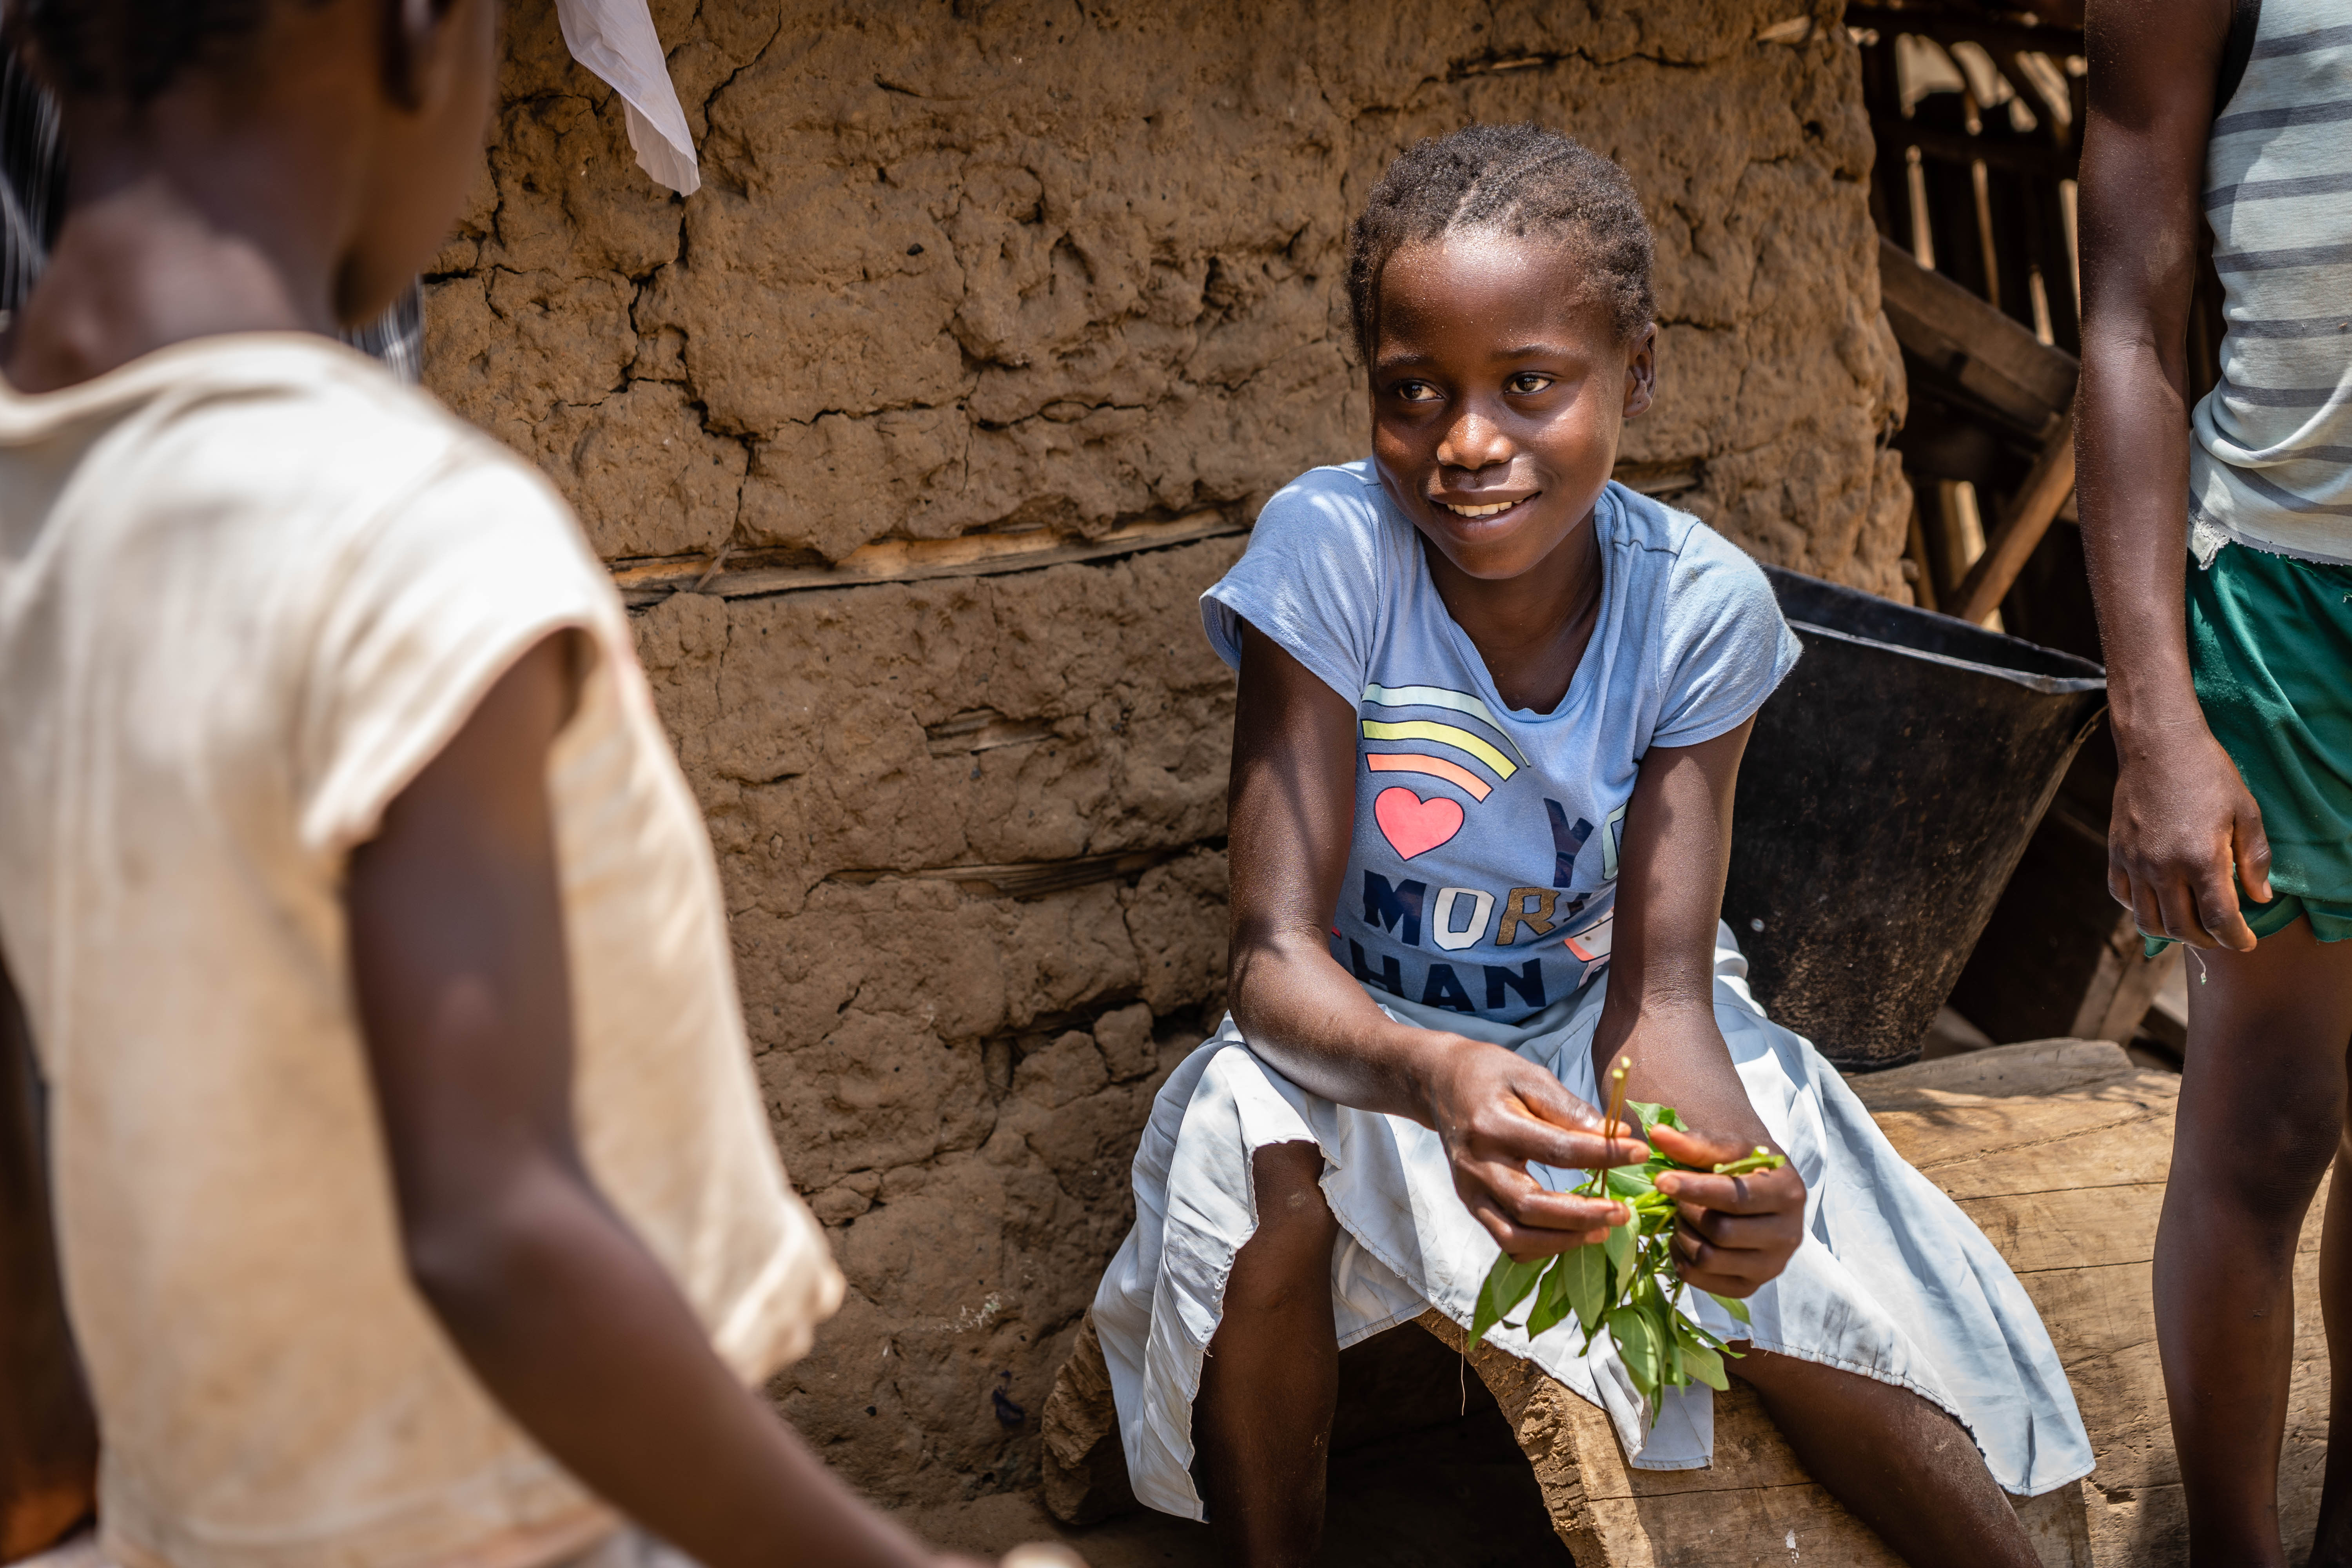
top-left (1374, 786), bottom-right (1464, 861)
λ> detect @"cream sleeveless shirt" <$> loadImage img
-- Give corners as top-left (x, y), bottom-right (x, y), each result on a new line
top-left (2191, 0), bottom-right (2352, 565)
top-left (0, 336), bottom-right (841, 1568)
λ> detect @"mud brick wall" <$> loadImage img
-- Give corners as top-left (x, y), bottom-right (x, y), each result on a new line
top-left (425, 0), bottom-right (1909, 1505)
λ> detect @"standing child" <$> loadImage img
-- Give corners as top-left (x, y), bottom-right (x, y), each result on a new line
top-left (2078, 0), bottom-right (2352, 1560)
top-left (1085, 124), bottom-right (2093, 1566)
top-left (0, 3), bottom-right (1043, 1567)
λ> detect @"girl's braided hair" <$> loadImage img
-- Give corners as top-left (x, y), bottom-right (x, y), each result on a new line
top-left (1345, 123), bottom-right (1656, 360)
top-left (12, 0), bottom-right (280, 105)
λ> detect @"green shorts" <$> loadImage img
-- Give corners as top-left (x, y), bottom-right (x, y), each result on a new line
top-left (2144, 541), bottom-right (2352, 955)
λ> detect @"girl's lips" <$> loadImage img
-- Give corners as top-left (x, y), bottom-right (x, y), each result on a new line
top-left (1433, 493), bottom-right (1537, 519)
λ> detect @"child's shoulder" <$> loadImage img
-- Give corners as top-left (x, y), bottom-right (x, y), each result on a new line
top-left (1602, 481), bottom-right (1782, 622)
top-left (1255, 458), bottom-right (1393, 537)
top-left (28, 333), bottom-right (591, 575)
top-left (143, 335), bottom-right (546, 508)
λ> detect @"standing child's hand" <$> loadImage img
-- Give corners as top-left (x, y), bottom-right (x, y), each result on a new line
top-left (1648, 1123), bottom-right (1805, 1299)
top-left (2106, 722), bottom-right (2272, 951)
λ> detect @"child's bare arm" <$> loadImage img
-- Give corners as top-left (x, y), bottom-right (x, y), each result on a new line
top-left (1226, 623), bottom-right (1646, 1258)
top-left (2078, 0), bottom-right (2272, 951)
top-left (0, 956), bottom-right (98, 1561)
top-left (347, 634), bottom-right (984, 1568)
top-left (1590, 720), bottom-right (1804, 1298)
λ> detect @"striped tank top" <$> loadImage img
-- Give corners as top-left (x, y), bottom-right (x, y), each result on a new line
top-left (2191, 0), bottom-right (2352, 567)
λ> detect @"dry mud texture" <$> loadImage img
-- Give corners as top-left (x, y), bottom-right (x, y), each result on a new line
top-left (426, 0), bottom-right (1910, 1505)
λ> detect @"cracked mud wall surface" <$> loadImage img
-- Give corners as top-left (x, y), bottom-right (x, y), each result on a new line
top-left (425, 0), bottom-right (1908, 1505)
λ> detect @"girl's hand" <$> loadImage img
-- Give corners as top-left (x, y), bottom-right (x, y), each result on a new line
top-left (1425, 1037), bottom-right (1651, 1259)
top-left (1648, 1123), bottom-right (1805, 1298)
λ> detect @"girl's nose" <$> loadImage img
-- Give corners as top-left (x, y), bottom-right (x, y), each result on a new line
top-left (1436, 401), bottom-right (1514, 473)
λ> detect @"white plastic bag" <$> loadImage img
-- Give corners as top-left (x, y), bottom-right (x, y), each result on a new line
top-left (553, 0), bottom-right (700, 196)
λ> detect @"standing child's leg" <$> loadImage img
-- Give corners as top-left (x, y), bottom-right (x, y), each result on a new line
top-left (2315, 1150), bottom-right (2352, 1566)
top-left (1733, 1350), bottom-right (2040, 1567)
top-left (1194, 1140), bottom-right (1340, 1568)
top-left (2157, 917), bottom-right (2352, 1564)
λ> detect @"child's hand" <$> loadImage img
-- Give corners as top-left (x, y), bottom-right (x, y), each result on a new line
top-left (2107, 722), bottom-right (2272, 951)
top-left (1425, 1038), bottom-right (1652, 1260)
top-left (1648, 1123), bottom-right (1805, 1299)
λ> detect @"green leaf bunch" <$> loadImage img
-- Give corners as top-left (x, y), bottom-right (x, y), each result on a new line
top-left (1465, 1078), bottom-right (1787, 1426)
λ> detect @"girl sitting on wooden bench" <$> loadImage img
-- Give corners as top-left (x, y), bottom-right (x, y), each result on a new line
top-left (1083, 123), bottom-right (2094, 1567)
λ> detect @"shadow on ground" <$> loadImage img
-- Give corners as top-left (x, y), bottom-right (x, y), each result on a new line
top-left (893, 1324), bottom-right (1571, 1566)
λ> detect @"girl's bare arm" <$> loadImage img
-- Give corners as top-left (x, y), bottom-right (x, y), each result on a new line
top-left (1590, 719), bottom-right (1804, 1297)
top-left (1226, 622), bottom-right (1646, 1257)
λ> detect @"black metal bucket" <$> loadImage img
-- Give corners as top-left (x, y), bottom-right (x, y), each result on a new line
top-left (1721, 567), bottom-right (2107, 1071)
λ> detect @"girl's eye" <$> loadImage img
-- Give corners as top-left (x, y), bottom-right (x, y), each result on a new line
top-left (1506, 373), bottom-right (1554, 395)
top-left (1392, 380), bottom-right (1441, 403)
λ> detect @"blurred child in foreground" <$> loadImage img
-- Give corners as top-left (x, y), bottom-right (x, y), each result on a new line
top-left (0, 3), bottom-right (1049, 1565)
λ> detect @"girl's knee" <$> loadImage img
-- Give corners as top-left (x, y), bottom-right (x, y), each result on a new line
top-left (1227, 1142), bottom-right (1336, 1316)
top-left (1249, 1140), bottom-right (1336, 1241)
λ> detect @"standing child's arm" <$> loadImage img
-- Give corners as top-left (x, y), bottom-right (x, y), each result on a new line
top-left (347, 634), bottom-right (987, 1568)
top-left (0, 958), bottom-right (98, 1563)
top-left (1588, 720), bottom-right (1806, 1298)
top-left (2077, 0), bottom-right (2271, 951)
top-left (1227, 624), bottom-right (1650, 1259)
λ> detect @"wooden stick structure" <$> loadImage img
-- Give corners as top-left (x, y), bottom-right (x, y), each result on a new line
top-left (1953, 402), bottom-right (2077, 627)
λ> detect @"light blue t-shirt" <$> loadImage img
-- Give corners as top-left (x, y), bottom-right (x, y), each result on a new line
top-left (1202, 461), bottom-right (1801, 1025)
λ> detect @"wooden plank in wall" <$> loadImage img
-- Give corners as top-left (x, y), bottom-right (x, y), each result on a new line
top-left (1878, 234), bottom-right (2079, 437)
top-left (610, 466), bottom-right (1709, 609)
top-left (613, 511), bottom-right (1250, 608)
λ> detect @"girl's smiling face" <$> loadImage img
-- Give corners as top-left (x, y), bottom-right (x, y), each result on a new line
top-left (1368, 233), bottom-right (1655, 582)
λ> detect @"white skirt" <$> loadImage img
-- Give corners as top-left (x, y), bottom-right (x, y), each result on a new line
top-left (1087, 925), bottom-right (2094, 1521)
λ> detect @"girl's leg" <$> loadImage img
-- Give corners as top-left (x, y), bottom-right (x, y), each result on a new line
top-left (2156, 916), bottom-right (2352, 1566)
top-left (1194, 1140), bottom-right (1340, 1568)
top-left (1733, 1349), bottom-right (2040, 1568)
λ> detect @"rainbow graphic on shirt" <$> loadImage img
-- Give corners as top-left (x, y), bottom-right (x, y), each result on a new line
top-left (1358, 684), bottom-right (1524, 798)
top-left (1358, 683), bottom-right (1531, 861)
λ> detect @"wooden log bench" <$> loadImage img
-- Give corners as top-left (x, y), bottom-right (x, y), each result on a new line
top-left (1040, 1040), bottom-right (2328, 1565)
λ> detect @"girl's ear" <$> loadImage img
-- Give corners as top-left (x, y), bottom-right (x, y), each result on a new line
top-left (379, 0), bottom-right (463, 113)
top-left (1622, 323), bottom-right (1658, 421)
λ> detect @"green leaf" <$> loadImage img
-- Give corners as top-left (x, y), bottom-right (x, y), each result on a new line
top-left (1623, 1099), bottom-right (1686, 1136)
top-left (1675, 1327), bottom-right (1729, 1391)
top-left (1711, 1147), bottom-right (1789, 1176)
top-left (1525, 1256), bottom-right (1573, 1339)
top-left (1469, 1252), bottom-right (1548, 1348)
top-left (1705, 1290), bottom-right (1753, 1327)
top-left (1604, 1165), bottom-right (1655, 1199)
top-left (1679, 1315), bottom-right (1730, 1350)
top-left (1604, 1221), bottom-right (1635, 1281)
top-left (1607, 1305), bottom-right (1662, 1406)
top-left (1561, 1240), bottom-right (1609, 1336)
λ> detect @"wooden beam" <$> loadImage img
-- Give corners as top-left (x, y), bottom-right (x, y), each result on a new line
top-left (611, 464), bottom-right (1713, 608)
top-left (1952, 403), bottom-right (2076, 625)
top-left (1878, 234), bottom-right (2078, 435)
top-left (826, 846), bottom-right (1185, 901)
top-left (1871, 117), bottom-right (2080, 181)
top-left (613, 511), bottom-right (1249, 608)
top-left (1844, 6), bottom-right (2083, 61)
